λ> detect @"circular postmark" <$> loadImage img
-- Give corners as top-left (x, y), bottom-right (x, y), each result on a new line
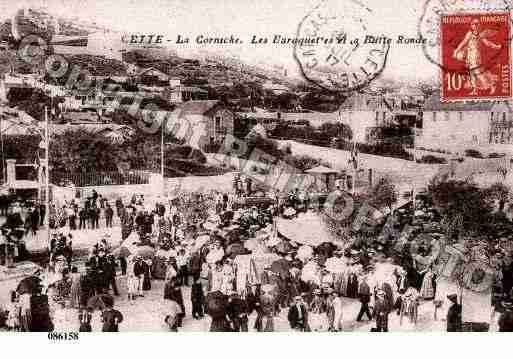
top-left (293, 0), bottom-right (390, 93)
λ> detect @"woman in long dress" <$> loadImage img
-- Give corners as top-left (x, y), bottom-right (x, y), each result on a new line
top-left (419, 267), bottom-right (435, 300)
top-left (69, 267), bottom-right (81, 308)
top-left (309, 289), bottom-right (327, 331)
top-left (142, 259), bottom-right (152, 291)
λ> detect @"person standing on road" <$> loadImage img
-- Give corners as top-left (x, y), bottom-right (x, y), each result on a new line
top-left (373, 290), bottom-right (390, 332)
top-left (101, 299), bottom-right (123, 332)
top-left (288, 295), bottom-right (309, 331)
top-left (105, 203), bottom-right (114, 228)
top-left (498, 301), bottom-right (513, 332)
top-left (104, 254), bottom-right (119, 296)
top-left (356, 275), bottom-right (372, 322)
top-left (446, 294), bottom-right (462, 332)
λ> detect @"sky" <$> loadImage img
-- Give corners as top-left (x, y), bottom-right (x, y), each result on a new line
top-left (0, 0), bottom-right (511, 82)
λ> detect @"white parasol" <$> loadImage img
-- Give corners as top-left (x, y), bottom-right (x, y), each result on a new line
top-left (297, 245), bottom-right (314, 262)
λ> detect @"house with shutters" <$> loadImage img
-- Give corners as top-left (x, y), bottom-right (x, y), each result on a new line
top-left (165, 100), bottom-right (234, 150)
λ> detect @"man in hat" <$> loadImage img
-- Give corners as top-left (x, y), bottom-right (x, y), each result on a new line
top-left (446, 294), bottom-right (462, 332)
top-left (288, 295), bottom-right (309, 331)
top-left (373, 290), bottom-right (390, 332)
top-left (133, 256), bottom-right (146, 297)
top-left (498, 300), bottom-right (513, 332)
top-left (356, 275), bottom-right (372, 322)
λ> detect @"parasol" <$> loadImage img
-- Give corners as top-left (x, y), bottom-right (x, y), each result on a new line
top-left (316, 242), bottom-right (336, 258)
top-left (274, 240), bottom-right (294, 254)
top-left (87, 294), bottom-right (114, 310)
top-left (301, 260), bottom-right (320, 284)
top-left (16, 276), bottom-right (42, 295)
top-left (270, 258), bottom-right (292, 278)
top-left (297, 245), bottom-right (314, 262)
top-left (112, 246), bottom-right (131, 258)
top-left (325, 256), bottom-right (346, 274)
top-left (134, 246), bottom-right (156, 259)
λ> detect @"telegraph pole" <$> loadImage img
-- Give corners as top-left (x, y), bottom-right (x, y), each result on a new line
top-left (161, 119), bottom-right (165, 195)
top-left (44, 106), bottom-right (50, 243)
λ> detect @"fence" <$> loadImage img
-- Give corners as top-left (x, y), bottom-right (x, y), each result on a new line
top-left (51, 170), bottom-right (152, 187)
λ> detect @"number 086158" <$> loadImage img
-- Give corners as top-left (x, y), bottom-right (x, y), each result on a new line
top-left (48, 332), bottom-right (79, 341)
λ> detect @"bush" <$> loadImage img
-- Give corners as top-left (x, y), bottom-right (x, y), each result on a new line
top-left (465, 149), bottom-right (484, 158)
top-left (417, 155), bottom-right (447, 164)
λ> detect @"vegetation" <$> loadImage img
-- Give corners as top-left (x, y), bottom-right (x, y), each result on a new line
top-left (426, 174), bottom-right (512, 239)
top-left (367, 176), bottom-right (397, 210)
top-left (464, 149), bottom-right (484, 158)
top-left (416, 155), bottom-right (447, 164)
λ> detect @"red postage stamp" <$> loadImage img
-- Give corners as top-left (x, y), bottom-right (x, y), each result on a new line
top-left (440, 11), bottom-right (512, 102)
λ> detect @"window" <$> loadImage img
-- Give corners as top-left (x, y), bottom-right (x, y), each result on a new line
top-left (432, 112), bottom-right (437, 122)
top-left (444, 112), bottom-right (450, 121)
top-left (458, 112), bottom-right (463, 121)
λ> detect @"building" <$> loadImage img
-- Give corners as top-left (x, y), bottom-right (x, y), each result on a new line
top-left (339, 92), bottom-right (421, 143)
top-left (164, 78), bottom-right (208, 103)
top-left (418, 91), bottom-right (494, 152)
top-left (165, 100), bottom-right (234, 150)
top-left (136, 67), bottom-right (170, 86)
top-left (489, 102), bottom-right (513, 145)
top-left (235, 107), bottom-right (279, 134)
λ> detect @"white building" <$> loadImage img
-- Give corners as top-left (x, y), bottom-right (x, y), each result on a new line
top-left (418, 92), bottom-right (495, 153)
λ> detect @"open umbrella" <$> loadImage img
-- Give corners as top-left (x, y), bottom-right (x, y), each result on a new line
top-left (17, 276), bottom-right (42, 295)
top-left (134, 246), bottom-right (155, 259)
top-left (297, 245), bottom-right (314, 262)
top-left (112, 246), bottom-right (131, 258)
top-left (270, 258), bottom-right (292, 278)
top-left (87, 294), bottom-right (114, 310)
top-left (274, 240), bottom-right (293, 254)
top-left (316, 242), bottom-right (336, 258)
top-left (325, 256), bottom-right (346, 274)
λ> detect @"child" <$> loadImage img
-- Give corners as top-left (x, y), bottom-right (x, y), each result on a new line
top-left (127, 273), bottom-right (138, 304)
top-left (191, 277), bottom-right (205, 319)
top-left (78, 307), bottom-right (92, 332)
top-left (6, 291), bottom-right (20, 331)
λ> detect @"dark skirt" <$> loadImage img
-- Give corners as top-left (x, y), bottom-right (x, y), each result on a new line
top-left (79, 323), bottom-right (92, 332)
top-left (143, 273), bottom-right (151, 291)
top-left (210, 317), bottom-right (230, 332)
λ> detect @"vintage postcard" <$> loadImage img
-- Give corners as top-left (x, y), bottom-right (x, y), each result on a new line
top-left (0, 0), bottom-right (512, 338)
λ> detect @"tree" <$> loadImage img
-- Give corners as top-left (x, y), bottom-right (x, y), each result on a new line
top-left (427, 174), bottom-right (493, 236)
top-left (367, 176), bottom-right (397, 211)
top-left (482, 182), bottom-right (510, 212)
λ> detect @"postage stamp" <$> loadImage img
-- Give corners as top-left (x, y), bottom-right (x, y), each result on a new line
top-left (440, 11), bottom-right (512, 102)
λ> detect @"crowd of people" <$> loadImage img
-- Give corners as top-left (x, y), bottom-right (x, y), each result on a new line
top-left (2, 173), bottom-right (513, 332)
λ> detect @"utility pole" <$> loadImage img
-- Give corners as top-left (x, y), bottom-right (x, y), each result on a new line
top-left (412, 113), bottom-right (418, 219)
top-left (44, 106), bottom-right (50, 243)
top-left (161, 119), bottom-right (165, 195)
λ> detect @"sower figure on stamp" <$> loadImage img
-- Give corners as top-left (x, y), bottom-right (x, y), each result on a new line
top-left (453, 18), bottom-right (502, 95)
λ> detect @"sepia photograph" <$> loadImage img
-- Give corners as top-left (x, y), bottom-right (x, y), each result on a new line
top-left (0, 0), bottom-right (512, 345)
